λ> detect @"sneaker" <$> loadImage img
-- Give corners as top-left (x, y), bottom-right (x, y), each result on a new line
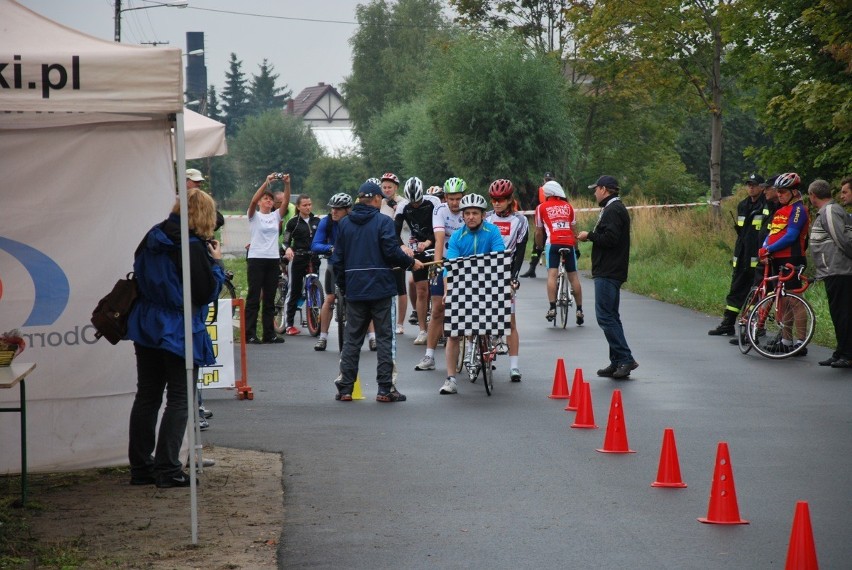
top-left (334, 379), bottom-right (353, 401)
top-left (612, 360), bottom-right (639, 379)
top-left (597, 364), bottom-right (617, 377)
top-left (576, 310), bottom-right (584, 326)
top-left (496, 337), bottom-right (508, 355)
top-left (819, 356), bottom-right (838, 366)
top-left (130, 473), bottom-right (156, 486)
top-left (285, 326), bottom-right (300, 336)
top-left (264, 335), bottom-right (285, 344)
top-left (199, 406), bottom-right (213, 419)
top-left (830, 358), bottom-right (852, 368)
top-left (314, 338), bottom-right (327, 351)
top-left (376, 387), bottom-right (407, 402)
top-left (156, 471), bottom-right (192, 488)
top-left (791, 344), bottom-right (808, 357)
top-left (199, 418), bottom-right (209, 431)
top-left (545, 308), bottom-right (556, 322)
top-left (409, 311), bottom-right (419, 325)
top-left (415, 355), bottom-right (436, 371)
top-left (414, 331), bottom-right (428, 345)
top-left (439, 377), bottom-right (458, 394)
top-left (510, 368), bottom-right (522, 382)
top-left (247, 336), bottom-right (263, 345)
top-left (369, 338), bottom-right (377, 351)
top-left (395, 324), bottom-right (404, 335)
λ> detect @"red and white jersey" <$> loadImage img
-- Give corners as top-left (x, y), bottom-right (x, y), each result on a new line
top-left (535, 197), bottom-right (576, 246)
top-left (432, 203), bottom-right (464, 248)
top-left (486, 210), bottom-right (529, 253)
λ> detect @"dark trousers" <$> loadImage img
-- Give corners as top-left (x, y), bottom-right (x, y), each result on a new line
top-left (246, 258), bottom-right (279, 339)
top-left (286, 255), bottom-right (320, 327)
top-left (725, 262), bottom-right (756, 315)
top-left (128, 344), bottom-right (192, 479)
top-left (594, 277), bottom-right (634, 366)
top-left (338, 297), bottom-right (394, 392)
top-left (824, 275), bottom-right (852, 359)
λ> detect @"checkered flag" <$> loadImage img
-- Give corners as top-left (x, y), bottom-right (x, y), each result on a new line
top-left (444, 251), bottom-right (512, 337)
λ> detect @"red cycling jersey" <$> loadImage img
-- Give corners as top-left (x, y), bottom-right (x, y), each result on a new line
top-left (535, 197), bottom-right (576, 246)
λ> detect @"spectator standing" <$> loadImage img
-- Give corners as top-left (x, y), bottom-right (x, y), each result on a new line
top-left (577, 175), bottom-right (638, 380)
top-left (331, 181), bottom-right (422, 402)
top-left (808, 178), bottom-right (852, 368)
top-left (709, 173), bottom-right (767, 335)
top-left (245, 174), bottom-right (291, 344)
top-left (282, 195), bottom-right (322, 335)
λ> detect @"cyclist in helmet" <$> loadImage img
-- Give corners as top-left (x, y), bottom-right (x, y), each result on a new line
top-left (427, 185), bottom-right (446, 203)
top-left (414, 177), bottom-right (467, 371)
top-left (379, 172), bottom-right (410, 338)
top-left (396, 177), bottom-right (440, 344)
top-left (310, 192), bottom-right (354, 351)
top-left (485, 179), bottom-right (529, 382)
top-left (438, 192), bottom-right (506, 395)
top-left (535, 180), bottom-right (584, 326)
top-left (758, 172), bottom-right (811, 354)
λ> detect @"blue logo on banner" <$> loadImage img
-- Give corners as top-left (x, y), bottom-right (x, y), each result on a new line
top-left (0, 236), bottom-right (70, 326)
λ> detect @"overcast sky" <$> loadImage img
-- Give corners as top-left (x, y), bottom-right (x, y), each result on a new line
top-left (17, 0), bottom-right (375, 97)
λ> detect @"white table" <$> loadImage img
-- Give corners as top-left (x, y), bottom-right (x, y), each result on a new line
top-left (1, 362), bottom-right (36, 507)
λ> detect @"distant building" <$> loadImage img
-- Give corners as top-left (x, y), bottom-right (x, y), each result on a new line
top-left (285, 82), bottom-right (358, 156)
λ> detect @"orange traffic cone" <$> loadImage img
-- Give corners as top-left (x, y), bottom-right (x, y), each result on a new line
top-left (785, 501), bottom-right (818, 569)
top-left (565, 368), bottom-right (584, 411)
top-left (596, 390), bottom-right (635, 453)
top-left (651, 428), bottom-right (687, 488)
top-left (698, 442), bottom-right (748, 524)
top-left (570, 381), bottom-right (598, 429)
top-left (548, 358), bottom-right (570, 399)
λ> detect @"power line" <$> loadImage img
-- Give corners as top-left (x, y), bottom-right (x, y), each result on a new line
top-left (186, 6), bottom-right (454, 30)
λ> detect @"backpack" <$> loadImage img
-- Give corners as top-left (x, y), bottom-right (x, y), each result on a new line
top-left (90, 273), bottom-right (138, 345)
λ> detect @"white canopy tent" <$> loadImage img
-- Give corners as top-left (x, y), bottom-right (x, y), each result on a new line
top-left (183, 108), bottom-right (227, 159)
top-left (0, 2), bottom-right (205, 535)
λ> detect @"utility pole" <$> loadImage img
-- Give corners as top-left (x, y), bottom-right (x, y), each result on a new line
top-left (114, 0), bottom-right (121, 42)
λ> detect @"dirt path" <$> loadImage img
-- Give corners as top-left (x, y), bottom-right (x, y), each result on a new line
top-left (22, 447), bottom-right (282, 568)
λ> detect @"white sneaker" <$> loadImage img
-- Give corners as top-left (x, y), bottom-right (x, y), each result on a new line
top-left (415, 355), bottom-right (435, 371)
top-left (413, 331), bottom-right (428, 345)
top-left (395, 324), bottom-right (404, 335)
top-left (510, 368), bottom-right (522, 382)
top-left (439, 377), bottom-right (458, 395)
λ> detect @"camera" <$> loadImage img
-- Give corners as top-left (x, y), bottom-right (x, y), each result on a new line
top-left (274, 172), bottom-right (285, 180)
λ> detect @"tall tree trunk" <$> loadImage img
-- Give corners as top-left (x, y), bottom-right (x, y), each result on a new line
top-left (708, 25), bottom-right (723, 217)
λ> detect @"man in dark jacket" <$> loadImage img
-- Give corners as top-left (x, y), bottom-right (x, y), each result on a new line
top-left (709, 173), bottom-right (767, 335)
top-left (577, 175), bottom-right (638, 380)
top-left (331, 181), bottom-right (423, 402)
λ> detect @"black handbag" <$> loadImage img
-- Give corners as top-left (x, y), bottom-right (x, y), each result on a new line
top-left (90, 273), bottom-right (138, 345)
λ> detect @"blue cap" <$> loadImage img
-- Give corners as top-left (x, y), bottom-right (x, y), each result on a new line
top-left (358, 180), bottom-right (382, 198)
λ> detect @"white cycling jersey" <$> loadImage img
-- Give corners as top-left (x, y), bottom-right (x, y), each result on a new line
top-left (432, 202), bottom-right (464, 249)
top-left (485, 210), bottom-right (529, 253)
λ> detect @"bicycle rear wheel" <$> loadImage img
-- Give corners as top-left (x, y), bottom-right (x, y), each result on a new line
top-left (306, 280), bottom-right (324, 337)
top-left (273, 277), bottom-right (287, 334)
top-left (747, 293), bottom-right (815, 359)
top-left (455, 335), bottom-right (466, 373)
top-left (736, 286), bottom-right (760, 355)
top-left (479, 335), bottom-right (494, 396)
top-left (555, 273), bottom-right (567, 328)
top-left (335, 287), bottom-right (346, 353)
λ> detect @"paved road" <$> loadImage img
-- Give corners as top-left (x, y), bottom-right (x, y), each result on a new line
top-left (203, 273), bottom-right (852, 569)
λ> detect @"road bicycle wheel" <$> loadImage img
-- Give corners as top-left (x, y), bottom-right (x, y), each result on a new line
top-left (335, 287), bottom-right (346, 353)
top-left (736, 286), bottom-right (761, 355)
top-left (305, 280), bottom-right (324, 337)
top-left (555, 272), bottom-right (566, 328)
top-left (747, 292), bottom-right (815, 359)
top-left (479, 335), bottom-right (494, 396)
top-left (466, 335), bottom-right (482, 382)
top-left (455, 335), bottom-right (466, 373)
top-left (273, 277), bottom-right (288, 334)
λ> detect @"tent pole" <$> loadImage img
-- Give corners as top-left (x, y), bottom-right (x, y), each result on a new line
top-left (174, 112), bottom-right (199, 545)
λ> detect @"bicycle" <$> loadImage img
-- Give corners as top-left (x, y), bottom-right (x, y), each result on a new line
top-left (273, 256), bottom-right (290, 334)
top-left (741, 262), bottom-right (816, 359)
top-left (464, 333), bottom-right (499, 396)
top-left (299, 251), bottom-right (325, 337)
top-left (554, 247), bottom-right (576, 329)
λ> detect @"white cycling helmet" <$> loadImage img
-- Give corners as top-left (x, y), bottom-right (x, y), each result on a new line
top-left (542, 180), bottom-right (566, 198)
top-left (459, 193), bottom-right (488, 211)
top-left (404, 177), bottom-right (424, 203)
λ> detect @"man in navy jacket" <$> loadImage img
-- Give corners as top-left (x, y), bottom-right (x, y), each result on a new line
top-left (331, 181), bottom-right (423, 402)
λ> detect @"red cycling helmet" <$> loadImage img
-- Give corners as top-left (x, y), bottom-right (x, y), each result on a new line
top-left (488, 179), bottom-right (514, 199)
top-left (775, 172), bottom-right (801, 190)
top-left (380, 172), bottom-right (400, 186)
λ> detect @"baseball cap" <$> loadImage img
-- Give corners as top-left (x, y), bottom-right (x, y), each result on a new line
top-left (186, 168), bottom-right (205, 182)
top-left (745, 173), bottom-right (765, 185)
top-left (358, 180), bottom-right (383, 198)
top-left (762, 174), bottom-right (779, 188)
top-left (588, 175), bottom-right (620, 191)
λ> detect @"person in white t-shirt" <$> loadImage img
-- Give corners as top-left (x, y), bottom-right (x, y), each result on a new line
top-left (245, 173), bottom-right (291, 344)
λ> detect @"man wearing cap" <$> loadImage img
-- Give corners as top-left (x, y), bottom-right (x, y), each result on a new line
top-left (187, 168), bottom-right (224, 231)
top-left (709, 173), bottom-right (767, 336)
top-left (331, 181), bottom-right (423, 402)
top-left (577, 175), bottom-right (638, 379)
top-left (535, 179), bottom-right (584, 326)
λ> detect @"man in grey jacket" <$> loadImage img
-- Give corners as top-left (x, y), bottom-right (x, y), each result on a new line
top-left (807, 178), bottom-right (852, 368)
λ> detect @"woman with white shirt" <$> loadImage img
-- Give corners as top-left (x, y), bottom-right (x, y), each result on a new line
top-left (245, 173), bottom-right (291, 344)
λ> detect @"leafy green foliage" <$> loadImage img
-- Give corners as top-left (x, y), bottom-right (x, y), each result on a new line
top-left (304, 155), bottom-right (372, 210)
top-left (247, 59), bottom-right (292, 117)
top-left (361, 102), bottom-right (414, 176)
top-left (400, 99), bottom-right (452, 187)
top-left (220, 53), bottom-right (251, 136)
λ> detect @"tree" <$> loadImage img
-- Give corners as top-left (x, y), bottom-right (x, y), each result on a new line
top-left (230, 111), bottom-right (321, 199)
top-left (304, 155), bottom-right (372, 210)
top-left (360, 102), bottom-right (414, 176)
top-left (427, 33), bottom-right (578, 193)
top-left (341, 0), bottom-right (449, 139)
top-left (220, 53), bottom-right (250, 136)
top-left (400, 99), bottom-right (451, 187)
top-left (247, 59), bottom-right (292, 116)
top-left (206, 85), bottom-right (222, 122)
